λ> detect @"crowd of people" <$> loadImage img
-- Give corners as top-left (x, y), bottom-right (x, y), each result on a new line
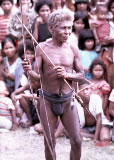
top-left (0, 0), bottom-right (114, 159)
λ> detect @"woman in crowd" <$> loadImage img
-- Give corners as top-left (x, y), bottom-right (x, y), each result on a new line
top-left (1, 34), bottom-right (22, 93)
top-left (68, 10), bottom-right (90, 45)
top-left (32, 0), bottom-right (53, 43)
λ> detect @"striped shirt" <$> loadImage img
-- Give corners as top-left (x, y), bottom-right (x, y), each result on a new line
top-left (0, 97), bottom-right (15, 121)
top-left (0, 15), bottom-right (10, 42)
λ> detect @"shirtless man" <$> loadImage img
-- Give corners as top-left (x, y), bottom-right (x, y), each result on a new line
top-left (23, 9), bottom-right (84, 160)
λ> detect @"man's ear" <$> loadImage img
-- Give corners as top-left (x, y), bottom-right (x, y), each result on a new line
top-left (48, 26), bottom-right (53, 34)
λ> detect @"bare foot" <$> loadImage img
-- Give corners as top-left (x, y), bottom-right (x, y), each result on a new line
top-left (34, 123), bottom-right (43, 134)
top-left (20, 121), bottom-right (32, 128)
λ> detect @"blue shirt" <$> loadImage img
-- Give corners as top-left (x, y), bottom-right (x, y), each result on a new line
top-left (79, 50), bottom-right (98, 79)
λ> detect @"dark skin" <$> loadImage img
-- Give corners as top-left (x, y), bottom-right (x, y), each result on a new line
top-left (11, 80), bottom-right (40, 127)
top-left (23, 19), bottom-right (84, 160)
top-left (78, 84), bottom-right (102, 142)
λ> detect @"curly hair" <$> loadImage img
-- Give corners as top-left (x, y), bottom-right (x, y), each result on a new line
top-left (48, 9), bottom-right (74, 30)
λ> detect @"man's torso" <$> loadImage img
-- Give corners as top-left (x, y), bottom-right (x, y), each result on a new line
top-left (39, 40), bottom-right (76, 94)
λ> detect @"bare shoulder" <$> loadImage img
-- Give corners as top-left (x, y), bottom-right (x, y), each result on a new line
top-left (35, 42), bottom-right (47, 56)
top-left (69, 43), bottom-right (80, 58)
top-left (36, 39), bottom-right (53, 56)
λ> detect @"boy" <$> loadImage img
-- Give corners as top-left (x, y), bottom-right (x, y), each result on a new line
top-left (0, 80), bottom-right (17, 131)
top-left (78, 81), bottom-right (102, 142)
top-left (11, 78), bottom-right (40, 128)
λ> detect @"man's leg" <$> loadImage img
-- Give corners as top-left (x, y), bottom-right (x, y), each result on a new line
top-left (40, 97), bottom-right (57, 160)
top-left (61, 100), bottom-right (82, 160)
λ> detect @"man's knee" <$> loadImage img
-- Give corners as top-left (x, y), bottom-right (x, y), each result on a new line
top-left (70, 137), bottom-right (82, 149)
top-left (44, 137), bottom-right (56, 150)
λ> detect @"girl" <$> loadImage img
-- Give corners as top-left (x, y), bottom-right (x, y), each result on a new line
top-left (89, 58), bottom-right (110, 108)
top-left (32, 0), bottom-right (53, 42)
top-left (89, 58), bottom-right (113, 143)
top-left (78, 28), bottom-right (98, 79)
top-left (1, 34), bottom-right (22, 93)
top-left (74, 0), bottom-right (90, 13)
top-left (68, 10), bottom-right (90, 45)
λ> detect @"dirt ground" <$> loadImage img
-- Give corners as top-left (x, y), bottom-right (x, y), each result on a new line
top-left (0, 128), bottom-right (114, 160)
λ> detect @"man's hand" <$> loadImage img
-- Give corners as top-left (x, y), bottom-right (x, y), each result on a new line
top-left (54, 66), bottom-right (67, 79)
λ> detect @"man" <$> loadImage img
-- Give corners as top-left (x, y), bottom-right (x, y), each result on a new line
top-left (23, 9), bottom-right (84, 160)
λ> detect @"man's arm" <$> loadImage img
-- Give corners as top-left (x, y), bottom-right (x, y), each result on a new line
top-left (65, 45), bottom-right (84, 81)
top-left (53, 46), bottom-right (84, 82)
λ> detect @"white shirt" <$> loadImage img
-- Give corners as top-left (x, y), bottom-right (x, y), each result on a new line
top-left (89, 94), bottom-right (103, 119)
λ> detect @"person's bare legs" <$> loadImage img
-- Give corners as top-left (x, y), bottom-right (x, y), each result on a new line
top-left (19, 97), bottom-right (32, 127)
top-left (61, 100), bottom-right (82, 160)
top-left (40, 97), bottom-right (58, 160)
top-left (34, 123), bottom-right (43, 134)
top-left (100, 126), bottom-right (111, 141)
top-left (109, 101), bottom-right (114, 142)
top-left (80, 128), bottom-right (94, 139)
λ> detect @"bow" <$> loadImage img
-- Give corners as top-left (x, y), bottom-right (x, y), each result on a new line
top-left (19, 1), bottom-right (55, 159)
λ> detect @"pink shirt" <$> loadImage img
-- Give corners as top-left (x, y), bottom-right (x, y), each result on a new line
top-left (90, 80), bottom-right (110, 101)
top-left (91, 20), bottom-right (110, 43)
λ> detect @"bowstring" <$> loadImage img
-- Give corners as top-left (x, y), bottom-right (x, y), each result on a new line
top-left (30, 33), bottom-right (55, 159)
top-left (19, 2), bottom-right (55, 159)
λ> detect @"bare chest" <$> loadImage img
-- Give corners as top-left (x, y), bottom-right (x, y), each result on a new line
top-left (42, 47), bottom-right (74, 67)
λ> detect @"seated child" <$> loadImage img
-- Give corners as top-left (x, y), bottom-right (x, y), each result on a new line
top-left (0, 80), bottom-right (17, 131)
top-left (11, 78), bottom-right (40, 128)
top-left (77, 80), bottom-right (103, 142)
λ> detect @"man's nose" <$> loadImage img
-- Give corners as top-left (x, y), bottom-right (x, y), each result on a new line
top-left (65, 28), bottom-right (70, 34)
